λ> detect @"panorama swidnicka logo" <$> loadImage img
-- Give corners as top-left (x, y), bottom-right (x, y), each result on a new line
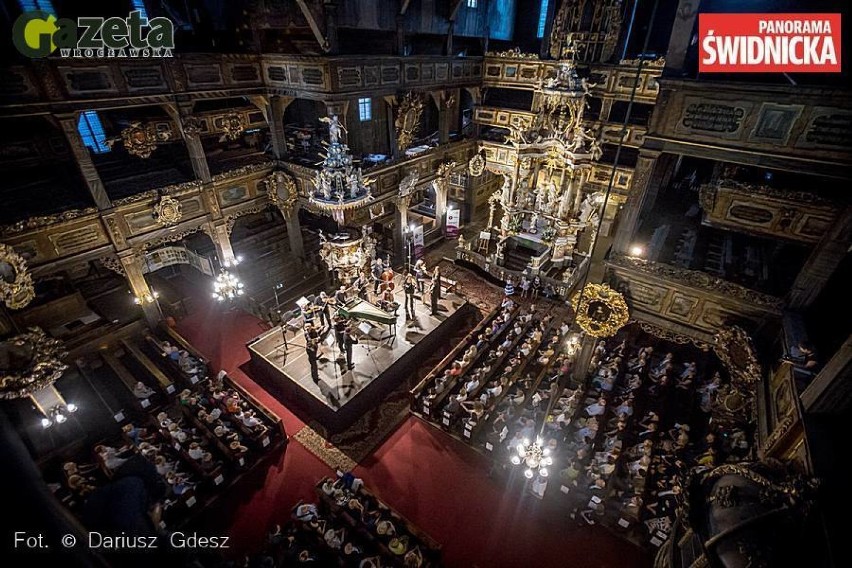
top-left (699, 13), bottom-right (841, 73)
top-left (12, 10), bottom-right (174, 59)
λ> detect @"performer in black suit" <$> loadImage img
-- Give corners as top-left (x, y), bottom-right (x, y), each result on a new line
top-left (306, 336), bottom-right (320, 383)
top-left (343, 323), bottom-right (356, 370)
top-left (403, 271), bottom-right (417, 318)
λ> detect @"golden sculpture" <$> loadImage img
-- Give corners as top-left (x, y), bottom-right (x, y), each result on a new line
top-left (395, 92), bottom-right (424, 153)
top-left (571, 283), bottom-right (629, 337)
top-left (468, 153), bottom-right (486, 177)
top-left (0, 243), bottom-right (35, 310)
top-left (153, 194), bottom-right (183, 226)
top-left (219, 112), bottom-right (246, 141)
top-left (117, 121), bottom-right (169, 159)
top-left (264, 171), bottom-right (299, 218)
top-left (0, 327), bottom-right (68, 400)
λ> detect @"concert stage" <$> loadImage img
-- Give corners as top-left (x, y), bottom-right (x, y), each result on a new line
top-left (246, 290), bottom-right (471, 433)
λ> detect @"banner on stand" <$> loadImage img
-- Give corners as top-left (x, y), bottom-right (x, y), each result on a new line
top-left (446, 209), bottom-right (461, 239)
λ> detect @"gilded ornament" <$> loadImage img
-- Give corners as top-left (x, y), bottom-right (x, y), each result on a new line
top-left (395, 92), bottom-right (424, 153)
top-left (0, 327), bottom-right (68, 400)
top-left (468, 153), bottom-right (486, 177)
top-left (115, 121), bottom-right (170, 159)
top-left (0, 243), bottom-right (35, 310)
top-left (219, 112), bottom-right (246, 141)
top-left (571, 283), bottom-right (629, 337)
top-left (153, 194), bottom-right (183, 226)
top-left (181, 116), bottom-right (205, 138)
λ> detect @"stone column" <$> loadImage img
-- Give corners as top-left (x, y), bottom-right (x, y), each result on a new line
top-left (56, 113), bottom-right (111, 210)
top-left (612, 150), bottom-right (663, 254)
top-left (788, 206), bottom-right (852, 308)
top-left (210, 221), bottom-right (237, 267)
top-left (664, 0), bottom-right (700, 76)
top-left (119, 251), bottom-right (160, 327)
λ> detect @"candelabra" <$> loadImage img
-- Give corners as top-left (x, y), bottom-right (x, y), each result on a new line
top-left (510, 436), bottom-right (553, 479)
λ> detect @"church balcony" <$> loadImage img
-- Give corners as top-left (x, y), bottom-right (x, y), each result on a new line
top-left (0, 54), bottom-right (483, 114)
top-left (604, 252), bottom-right (783, 342)
top-left (644, 78), bottom-right (851, 179)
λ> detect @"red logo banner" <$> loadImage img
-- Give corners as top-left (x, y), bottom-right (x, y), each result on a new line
top-left (699, 13), bottom-right (841, 73)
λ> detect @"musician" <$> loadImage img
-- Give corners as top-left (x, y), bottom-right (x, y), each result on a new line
top-left (315, 292), bottom-right (332, 327)
top-left (413, 259), bottom-right (427, 294)
top-left (403, 271), bottom-right (417, 318)
top-left (342, 322), bottom-right (356, 370)
top-left (305, 333), bottom-right (320, 383)
top-left (335, 285), bottom-right (348, 306)
top-left (379, 287), bottom-right (398, 314)
top-left (333, 313), bottom-right (348, 349)
top-left (371, 257), bottom-right (383, 295)
top-left (430, 266), bottom-right (441, 315)
top-left (355, 272), bottom-right (368, 300)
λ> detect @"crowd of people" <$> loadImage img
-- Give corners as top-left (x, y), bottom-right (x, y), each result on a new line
top-left (228, 474), bottom-right (442, 567)
top-left (535, 330), bottom-right (753, 546)
top-left (48, 332), bottom-right (283, 534)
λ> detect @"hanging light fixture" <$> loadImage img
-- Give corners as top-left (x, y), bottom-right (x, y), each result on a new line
top-left (510, 436), bottom-right (553, 479)
top-left (41, 402), bottom-right (78, 429)
top-left (212, 269), bottom-right (245, 302)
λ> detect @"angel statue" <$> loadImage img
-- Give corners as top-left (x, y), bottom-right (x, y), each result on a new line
top-left (320, 115), bottom-right (347, 144)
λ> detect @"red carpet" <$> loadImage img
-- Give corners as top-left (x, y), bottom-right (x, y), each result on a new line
top-left (176, 301), bottom-right (652, 567)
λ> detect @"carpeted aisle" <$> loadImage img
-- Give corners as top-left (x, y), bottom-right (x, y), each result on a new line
top-left (176, 301), bottom-right (651, 567)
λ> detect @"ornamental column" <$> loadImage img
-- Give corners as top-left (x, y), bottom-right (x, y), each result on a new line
top-left (56, 113), bottom-right (111, 210)
top-left (612, 149), bottom-right (663, 254)
top-left (119, 250), bottom-right (160, 327)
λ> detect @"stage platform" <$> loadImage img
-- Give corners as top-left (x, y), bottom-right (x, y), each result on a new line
top-left (247, 289), bottom-right (471, 432)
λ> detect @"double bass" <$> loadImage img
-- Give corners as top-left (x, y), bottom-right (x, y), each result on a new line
top-left (379, 267), bottom-right (395, 293)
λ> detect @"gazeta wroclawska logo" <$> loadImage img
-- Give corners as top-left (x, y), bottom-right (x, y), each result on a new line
top-left (12, 10), bottom-right (174, 59)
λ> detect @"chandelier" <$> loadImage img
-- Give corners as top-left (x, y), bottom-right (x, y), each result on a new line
top-left (212, 269), bottom-right (244, 302)
top-left (510, 436), bottom-right (553, 479)
top-left (42, 402), bottom-right (78, 428)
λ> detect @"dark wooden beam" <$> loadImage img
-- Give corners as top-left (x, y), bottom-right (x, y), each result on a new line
top-left (295, 0), bottom-right (330, 52)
